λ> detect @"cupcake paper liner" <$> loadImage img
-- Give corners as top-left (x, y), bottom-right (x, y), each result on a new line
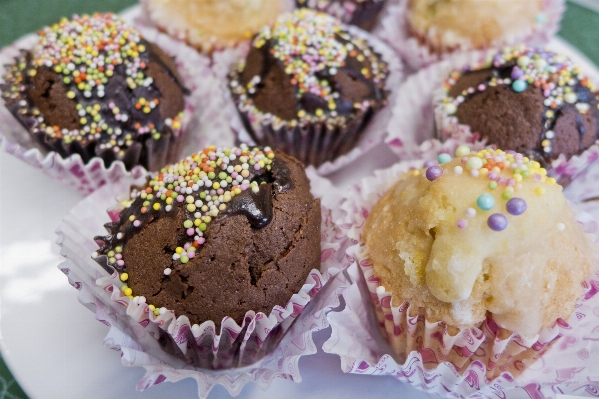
top-left (322, 159), bottom-right (599, 399)
top-left (225, 23), bottom-right (404, 175)
top-left (55, 168), bottom-right (349, 397)
top-left (0, 7), bottom-right (230, 194)
top-left (375, 0), bottom-right (565, 72)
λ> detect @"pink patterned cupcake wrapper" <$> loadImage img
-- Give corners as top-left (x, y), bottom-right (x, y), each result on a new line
top-left (322, 159), bottom-right (599, 399)
top-left (0, 6), bottom-right (235, 194)
top-left (55, 170), bottom-right (349, 397)
top-left (375, 0), bottom-right (565, 72)
top-left (224, 23), bottom-right (404, 175)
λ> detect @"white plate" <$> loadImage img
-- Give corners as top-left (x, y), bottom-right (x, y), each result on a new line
top-left (0, 37), bottom-right (598, 399)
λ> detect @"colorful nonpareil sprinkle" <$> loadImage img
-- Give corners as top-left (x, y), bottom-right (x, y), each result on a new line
top-left (412, 146), bottom-right (561, 232)
top-left (2, 13), bottom-right (183, 158)
top-left (94, 144), bottom-right (275, 311)
top-left (439, 44), bottom-right (598, 158)
top-left (229, 9), bottom-right (388, 130)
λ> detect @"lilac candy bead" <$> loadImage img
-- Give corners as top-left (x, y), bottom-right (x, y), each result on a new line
top-left (186, 228), bottom-right (195, 236)
top-left (426, 166), bottom-right (443, 181)
top-left (511, 67), bottom-right (524, 80)
top-left (506, 197), bottom-right (527, 215)
top-left (488, 214), bottom-right (508, 231)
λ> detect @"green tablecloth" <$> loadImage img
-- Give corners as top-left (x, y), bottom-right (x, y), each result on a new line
top-left (0, 1), bottom-right (598, 398)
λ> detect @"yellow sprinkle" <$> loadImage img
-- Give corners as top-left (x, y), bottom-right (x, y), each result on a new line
top-left (547, 177), bottom-right (556, 185)
top-left (213, 182), bottom-right (220, 189)
top-left (535, 187), bottom-right (546, 196)
top-left (124, 288), bottom-right (133, 296)
top-left (129, 215), bottom-right (135, 221)
top-left (204, 216), bottom-right (212, 223)
top-left (514, 174), bottom-right (523, 183)
top-left (187, 204), bottom-right (196, 212)
top-left (175, 247), bottom-right (183, 254)
top-left (479, 168), bottom-right (489, 176)
top-left (120, 273), bottom-right (128, 282)
top-left (153, 203), bottom-right (161, 211)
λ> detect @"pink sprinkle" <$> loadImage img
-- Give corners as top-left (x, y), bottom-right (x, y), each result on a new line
top-left (217, 188), bottom-right (224, 195)
top-left (235, 149), bottom-right (242, 156)
top-left (210, 155), bottom-right (216, 160)
top-left (477, 84), bottom-right (485, 91)
top-left (197, 237), bottom-right (206, 245)
top-left (457, 219), bottom-right (468, 229)
top-left (108, 102), bottom-right (115, 109)
top-left (254, 164), bottom-right (261, 170)
top-left (240, 184), bottom-right (249, 191)
top-left (461, 157), bottom-right (468, 163)
top-left (117, 260), bottom-right (125, 267)
top-left (174, 186), bottom-right (181, 192)
top-left (535, 174), bottom-right (542, 181)
top-left (177, 195), bottom-right (184, 202)
top-left (497, 177), bottom-right (506, 185)
top-left (210, 189), bottom-right (217, 196)
top-left (186, 228), bottom-right (194, 236)
top-left (115, 254), bottom-right (122, 260)
top-left (187, 252), bottom-right (195, 259)
top-left (488, 171), bottom-right (497, 181)
top-left (133, 220), bottom-right (141, 227)
top-left (507, 178), bottom-right (515, 186)
top-left (231, 172), bottom-right (238, 178)
top-left (184, 243), bottom-right (191, 250)
top-left (115, 114), bottom-right (121, 121)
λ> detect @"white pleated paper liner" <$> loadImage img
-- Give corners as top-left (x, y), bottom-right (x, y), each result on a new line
top-left (223, 22), bottom-right (405, 175)
top-left (386, 48), bottom-right (599, 192)
top-left (55, 168), bottom-right (350, 398)
top-left (375, 0), bottom-right (565, 72)
top-left (321, 159), bottom-right (599, 399)
top-left (0, 8), bottom-right (232, 195)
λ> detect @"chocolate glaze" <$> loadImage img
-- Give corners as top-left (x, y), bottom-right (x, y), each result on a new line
top-left (94, 151), bottom-right (294, 273)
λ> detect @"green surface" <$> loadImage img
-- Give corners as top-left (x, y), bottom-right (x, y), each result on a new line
top-left (0, 1), bottom-right (598, 399)
top-left (0, 357), bottom-right (27, 399)
top-left (560, 2), bottom-right (599, 66)
top-left (0, 0), bottom-right (137, 47)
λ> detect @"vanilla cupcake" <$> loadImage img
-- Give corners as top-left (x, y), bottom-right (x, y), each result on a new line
top-left (363, 146), bottom-right (596, 378)
top-left (142, 0), bottom-right (291, 52)
top-left (407, 0), bottom-right (544, 54)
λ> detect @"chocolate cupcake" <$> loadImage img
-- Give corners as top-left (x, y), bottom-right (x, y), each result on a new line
top-left (93, 144), bottom-right (321, 330)
top-left (229, 9), bottom-right (389, 167)
top-left (1, 13), bottom-right (186, 171)
top-left (295, 0), bottom-right (387, 31)
top-left (436, 45), bottom-right (599, 164)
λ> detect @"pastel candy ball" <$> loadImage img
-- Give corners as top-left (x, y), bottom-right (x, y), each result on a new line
top-left (438, 153), bottom-right (452, 164)
top-left (506, 197), bottom-right (527, 215)
top-left (455, 145), bottom-right (470, 157)
top-left (477, 193), bottom-right (495, 210)
top-left (466, 157), bottom-right (483, 170)
top-left (487, 213), bottom-right (508, 231)
top-left (426, 166), bottom-right (443, 181)
top-left (512, 80), bottom-right (527, 93)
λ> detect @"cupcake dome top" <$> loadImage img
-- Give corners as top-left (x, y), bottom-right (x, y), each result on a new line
top-left (230, 9), bottom-right (388, 130)
top-left (94, 144), bottom-right (321, 327)
top-left (364, 145), bottom-right (594, 338)
top-left (1, 13), bottom-right (185, 169)
top-left (438, 45), bottom-right (599, 162)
